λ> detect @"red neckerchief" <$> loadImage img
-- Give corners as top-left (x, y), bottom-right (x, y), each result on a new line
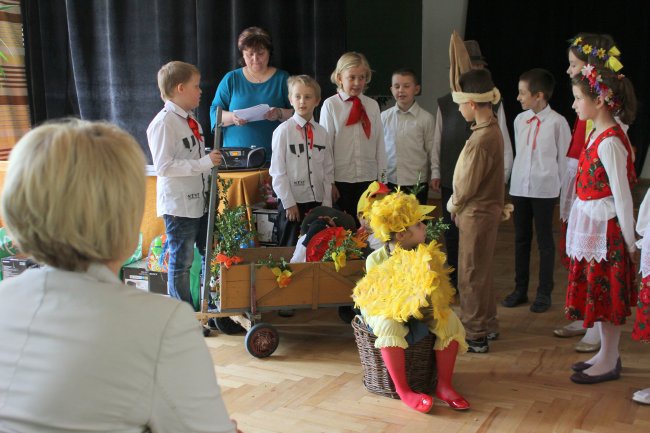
top-left (296, 122), bottom-right (314, 149)
top-left (187, 116), bottom-right (203, 142)
top-left (345, 96), bottom-right (371, 139)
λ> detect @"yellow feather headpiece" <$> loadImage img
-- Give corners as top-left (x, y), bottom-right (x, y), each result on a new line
top-left (357, 181), bottom-right (390, 217)
top-left (367, 190), bottom-right (434, 242)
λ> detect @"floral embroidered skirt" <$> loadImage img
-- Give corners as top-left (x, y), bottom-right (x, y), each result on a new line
top-left (632, 275), bottom-right (650, 343)
top-left (565, 219), bottom-right (637, 327)
top-left (559, 221), bottom-right (570, 270)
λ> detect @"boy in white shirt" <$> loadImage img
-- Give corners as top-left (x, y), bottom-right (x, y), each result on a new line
top-left (270, 75), bottom-right (334, 246)
top-left (502, 68), bottom-right (571, 312)
top-left (147, 61), bottom-right (222, 308)
top-left (381, 69), bottom-right (435, 204)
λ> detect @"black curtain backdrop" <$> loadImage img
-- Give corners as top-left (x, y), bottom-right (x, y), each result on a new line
top-left (465, 0), bottom-right (650, 175)
top-left (22, 0), bottom-right (346, 163)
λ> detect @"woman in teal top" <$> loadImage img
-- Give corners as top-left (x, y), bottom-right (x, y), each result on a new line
top-left (210, 27), bottom-right (293, 162)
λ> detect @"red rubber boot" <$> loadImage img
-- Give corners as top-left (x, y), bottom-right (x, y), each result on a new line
top-left (434, 340), bottom-right (470, 410)
top-left (380, 347), bottom-right (433, 413)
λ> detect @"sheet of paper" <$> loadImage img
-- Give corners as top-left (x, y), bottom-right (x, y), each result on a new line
top-left (233, 104), bottom-right (271, 122)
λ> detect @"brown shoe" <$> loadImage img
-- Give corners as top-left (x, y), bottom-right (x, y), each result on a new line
top-left (553, 327), bottom-right (587, 338)
top-left (575, 341), bottom-right (600, 353)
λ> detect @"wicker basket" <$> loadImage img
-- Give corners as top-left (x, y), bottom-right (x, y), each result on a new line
top-left (351, 315), bottom-right (437, 399)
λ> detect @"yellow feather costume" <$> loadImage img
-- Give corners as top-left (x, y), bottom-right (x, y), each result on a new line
top-left (353, 241), bottom-right (454, 323)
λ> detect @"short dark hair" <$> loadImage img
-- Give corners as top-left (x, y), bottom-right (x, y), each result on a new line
top-left (392, 68), bottom-right (420, 86)
top-left (519, 68), bottom-right (556, 101)
top-left (237, 27), bottom-right (274, 65)
top-left (459, 69), bottom-right (494, 107)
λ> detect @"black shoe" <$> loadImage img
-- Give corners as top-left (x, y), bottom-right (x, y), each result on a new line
top-left (466, 337), bottom-right (489, 353)
top-left (570, 367), bottom-right (620, 384)
top-left (529, 295), bottom-right (551, 313)
top-left (501, 291), bottom-right (528, 308)
top-left (487, 331), bottom-right (500, 341)
top-left (278, 309), bottom-right (295, 317)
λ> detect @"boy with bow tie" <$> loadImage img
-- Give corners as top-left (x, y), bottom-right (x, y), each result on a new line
top-left (502, 68), bottom-right (570, 313)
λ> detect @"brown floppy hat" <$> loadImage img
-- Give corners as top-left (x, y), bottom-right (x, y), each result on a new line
top-left (464, 40), bottom-right (488, 66)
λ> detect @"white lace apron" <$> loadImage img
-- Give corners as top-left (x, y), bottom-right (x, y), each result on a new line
top-left (565, 196), bottom-right (617, 262)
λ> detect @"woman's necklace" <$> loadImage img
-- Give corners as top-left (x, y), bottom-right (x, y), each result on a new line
top-left (246, 67), bottom-right (266, 83)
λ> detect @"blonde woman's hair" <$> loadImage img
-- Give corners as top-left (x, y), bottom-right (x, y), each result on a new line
top-left (157, 61), bottom-right (200, 101)
top-left (330, 52), bottom-right (372, 91)
top-left (287, 74), bottom-right (321, 101)
top-left (1, 119), bottom-right (146, 271)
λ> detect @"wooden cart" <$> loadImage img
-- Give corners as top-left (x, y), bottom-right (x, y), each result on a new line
top-left (199, 108), bottom-right (363, 357)
top-left (197, 247), bottom-right (364, 358)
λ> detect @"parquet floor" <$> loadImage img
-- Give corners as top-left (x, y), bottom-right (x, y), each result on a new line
top-left (205, 215), bottom-right (650, 433)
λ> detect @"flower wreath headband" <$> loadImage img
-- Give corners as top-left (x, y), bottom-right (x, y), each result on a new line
top-left (569, 37), bottom-right (623, 72)
top-left (580, 64), bottom-right (622, 113)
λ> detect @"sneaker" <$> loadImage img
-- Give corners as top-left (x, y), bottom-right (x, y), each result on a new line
top-left (487, 331), bottom-right (499, 341)
top-left (501, 291), bottom-right (528, 308)
top-left (466, 337), bottom-right (489, 353)
top-left (529, 295), bottom-right (551, 313)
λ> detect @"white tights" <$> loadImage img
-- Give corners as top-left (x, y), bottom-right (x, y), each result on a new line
top-left (583, 321), bottom-right (621, 376)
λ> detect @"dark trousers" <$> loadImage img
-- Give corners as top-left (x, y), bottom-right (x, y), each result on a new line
top-left (511, 195), bottom-right (556, 297)
top-left (334, 181), bottom-right (372, 227)
top-left (440, 186), bottom-right (458, 288)
top-left (275, 200), bottom-right (320, 246)
top-left (387, 182), bottom-right (429, 205)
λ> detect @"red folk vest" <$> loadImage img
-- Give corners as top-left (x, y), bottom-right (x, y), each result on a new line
top-left (575, 125), bottom-right (636, 201)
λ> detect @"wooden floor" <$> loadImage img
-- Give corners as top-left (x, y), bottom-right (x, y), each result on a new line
top-left (205, 219), bottom-right (650, 433)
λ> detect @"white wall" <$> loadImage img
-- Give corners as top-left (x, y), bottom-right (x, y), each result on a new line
top-left (420, 0), bottom-right (468, 116)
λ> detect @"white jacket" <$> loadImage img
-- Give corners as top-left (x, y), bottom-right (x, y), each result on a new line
top-left (270, 114), bottom-right (334, 208)
top-left (147, 100), bottom-right (214, 218)
top-left (0, 264), bottom-right (236, 433)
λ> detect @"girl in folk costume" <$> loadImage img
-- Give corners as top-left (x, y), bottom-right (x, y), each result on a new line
top-left (565, 64), bottom-right (637, 384)
top-left (554, 34), bottom-right (626, 353)
top-left (353, 191), bottom-right (469, 413)
top-left (632, 192), bottom-right (650, 404)
top-left (319, 52), bottom-right (387, 224)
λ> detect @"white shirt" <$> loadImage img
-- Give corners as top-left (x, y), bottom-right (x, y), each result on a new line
top-left (270, 114), bottom-right (334, 208)
top-left (0, 264), bottom-right (236, 433)
top-left (381, 102), bottom-right (435, 185)
top-left (319, 91), bottom-right (387, 183)
top-left (147, 100), bottom-right (214, 218)
top-left (636, 190), bottom-right (650, 277)
top-left (509, 105), bottom-right (571, 198)
top-left (566, 135), bottom-right (636, 261)
top-left (431, 103), bottom-right (513, 182)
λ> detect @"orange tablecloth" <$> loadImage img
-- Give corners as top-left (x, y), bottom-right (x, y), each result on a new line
top-left (141, 168), bottom-right (270, 249)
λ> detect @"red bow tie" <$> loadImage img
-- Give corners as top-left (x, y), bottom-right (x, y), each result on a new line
top-left (345, 96), bottom-right (371, 139)
top-left (187, 116), bottom-right (203, 142)
top-left (526, 116), bottom-right (540, 151)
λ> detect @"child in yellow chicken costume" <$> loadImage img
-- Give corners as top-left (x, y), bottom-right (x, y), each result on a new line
top-left (353, 191), bottom-right (469, 413)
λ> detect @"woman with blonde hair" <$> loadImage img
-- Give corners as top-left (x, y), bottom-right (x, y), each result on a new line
top-left (0, 119), bottom-right (240, 432)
